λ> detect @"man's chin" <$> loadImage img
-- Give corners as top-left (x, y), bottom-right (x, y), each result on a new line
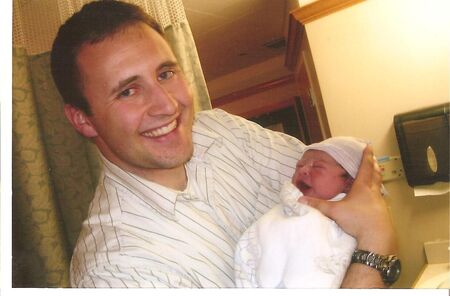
top-left (157, 149), bottom-right (193, 169)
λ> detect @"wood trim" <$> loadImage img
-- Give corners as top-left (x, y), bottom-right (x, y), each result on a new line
top-left (292, 0), bottom-right (364, 24)
top-left (212, 75), bottom-right (295, 107)
top-left (285, 0), bottom-right (363, 70)
top-left (239, 99), bottom-right (295, 119)
top-left (300, 42), bottom-right (332, 139)
top-left (285, 13), bottom-right (305, 70)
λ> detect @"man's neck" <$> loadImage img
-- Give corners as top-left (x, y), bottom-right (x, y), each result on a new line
top-left (101, 154), bottom-right (188, 191)
top-left (137, 165), bottom-right (188, 191)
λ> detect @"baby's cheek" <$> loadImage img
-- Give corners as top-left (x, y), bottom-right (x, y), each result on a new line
top-left (291, 171), bottom-right (300, 183)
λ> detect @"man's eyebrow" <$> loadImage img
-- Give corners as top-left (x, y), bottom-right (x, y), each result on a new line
top-left (110, 75), bottom-right (139, 96)
top-left (158, 60), bottom-right (179, 70)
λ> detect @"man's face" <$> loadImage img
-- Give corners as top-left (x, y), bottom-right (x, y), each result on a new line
top-left (291, 150), bottom-right (351, 200)
top-left (75, 23), bottom-right (194, 178)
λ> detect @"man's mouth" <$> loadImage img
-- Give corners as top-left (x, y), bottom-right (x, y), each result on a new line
top-left (141, 120), bottom-right (177, 138)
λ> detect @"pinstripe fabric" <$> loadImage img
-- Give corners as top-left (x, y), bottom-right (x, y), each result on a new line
top-left (70, 109), bottom-right (305, 288)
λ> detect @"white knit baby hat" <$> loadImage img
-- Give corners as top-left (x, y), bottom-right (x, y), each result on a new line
top-left (303, 136), bottom-right (368, 178)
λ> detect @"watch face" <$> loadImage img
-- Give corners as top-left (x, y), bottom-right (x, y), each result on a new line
top-left (385, 258), bottom-right (401, 284)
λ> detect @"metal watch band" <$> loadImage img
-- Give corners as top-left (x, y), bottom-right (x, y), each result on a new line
top-left (351, 249), bottom-right (401, 285)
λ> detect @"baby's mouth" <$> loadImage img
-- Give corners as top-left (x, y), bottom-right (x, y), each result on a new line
top-left (141, 120), bottom-right (177, 138)
top-left (297, 181), bottom-right (311, 193)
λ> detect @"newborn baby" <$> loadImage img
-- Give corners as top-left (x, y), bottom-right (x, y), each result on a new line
top-left (234, 137), bottom-right (368, 288)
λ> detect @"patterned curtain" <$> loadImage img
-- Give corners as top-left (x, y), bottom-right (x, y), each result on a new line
top-left (12, 0), bottom-right (211, 287)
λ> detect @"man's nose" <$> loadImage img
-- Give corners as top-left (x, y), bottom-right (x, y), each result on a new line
top-left (145, 84), bottom-right (178, 115)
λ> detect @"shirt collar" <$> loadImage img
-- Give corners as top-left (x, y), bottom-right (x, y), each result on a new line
top-left (191, 114), bottom-right (222, 159)
top-left (100, 154), bottom-right (179, 220)
top-left (95, 117), bottom-right (222, 219)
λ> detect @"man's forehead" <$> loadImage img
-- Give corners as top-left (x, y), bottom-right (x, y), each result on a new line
top-left (76, 22), bottom-right (176, 72)
top-left (77, 22), bottom-right (171, 54)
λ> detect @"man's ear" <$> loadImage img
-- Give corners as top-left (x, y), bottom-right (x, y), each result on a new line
top-left (64, 104), bottom-right (98, 138)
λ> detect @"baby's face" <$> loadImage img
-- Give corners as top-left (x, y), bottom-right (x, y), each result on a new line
top-left (292, 150), bottom-right (352, 200)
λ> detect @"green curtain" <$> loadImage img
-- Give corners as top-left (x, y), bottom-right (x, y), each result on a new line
top-left (12, 23), bottom-right (211, 287)
top-left (12, 48), bottom-right (101, 287)
top-left (165, 23), bottom-right (212, 112)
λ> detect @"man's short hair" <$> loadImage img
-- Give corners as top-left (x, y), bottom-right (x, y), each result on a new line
top-left (50, 0), bottom-right (164, 115)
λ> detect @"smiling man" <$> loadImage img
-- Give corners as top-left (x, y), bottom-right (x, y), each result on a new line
top-left (51, 0), bottom-right (398, 288)
top-left (64, 22), bottom-right (194, 189)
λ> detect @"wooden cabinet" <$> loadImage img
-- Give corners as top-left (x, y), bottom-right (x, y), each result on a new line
top-left (212, 0), bottom-right (363, 143)
top-left (211, 74), bottom-right (325, 144)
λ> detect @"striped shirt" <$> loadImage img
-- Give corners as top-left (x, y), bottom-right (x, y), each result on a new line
top-left (70, 109), bottom-right (305, 288)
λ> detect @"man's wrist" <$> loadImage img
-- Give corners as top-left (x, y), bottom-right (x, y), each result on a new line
top-left (356, 223), bottom-right (397, 254)
top-left (351, 249), bottom-right (401, 286)
top-left (357, 239), bottom-right (397, 255)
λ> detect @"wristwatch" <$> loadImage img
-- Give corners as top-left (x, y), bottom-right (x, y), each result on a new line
top-left (351, 249), bottom-right (401, 285)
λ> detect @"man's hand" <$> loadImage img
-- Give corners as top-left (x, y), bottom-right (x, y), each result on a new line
top-left (298, 145), bottom-right (398, 288)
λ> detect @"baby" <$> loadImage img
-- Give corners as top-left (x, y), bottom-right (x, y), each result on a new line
top-left (234, 136), bottom-right (369, 288)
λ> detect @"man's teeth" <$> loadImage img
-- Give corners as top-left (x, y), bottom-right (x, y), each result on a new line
top-left (142, 121), bottom-right (177, 137)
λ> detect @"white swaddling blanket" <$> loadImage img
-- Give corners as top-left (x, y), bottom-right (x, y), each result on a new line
top-left (234, 182), bottom-right (357, 288)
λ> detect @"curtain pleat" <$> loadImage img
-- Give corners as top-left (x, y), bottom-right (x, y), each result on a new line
top-left (27, 52), bottom-right (101, 250)
top-left (165, 23), bottom-right (212, 112)
top-left (12, 48), bottom-right (71, 287)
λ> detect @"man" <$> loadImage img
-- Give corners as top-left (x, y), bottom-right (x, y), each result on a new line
top-left (51, 0), bottom-right (398, 288)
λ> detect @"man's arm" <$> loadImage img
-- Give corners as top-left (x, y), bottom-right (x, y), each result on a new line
top-left (299, 146), bottom-right (397, 288)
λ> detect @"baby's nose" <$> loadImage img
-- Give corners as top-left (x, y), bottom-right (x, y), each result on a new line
top-left (299, 165), bottom-right (311, 175)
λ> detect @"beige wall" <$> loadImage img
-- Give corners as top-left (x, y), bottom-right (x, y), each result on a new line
top-left (305, 0), bottom-right (449, 288)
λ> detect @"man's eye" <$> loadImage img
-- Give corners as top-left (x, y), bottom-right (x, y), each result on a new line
top-left (158, 70), bottom-right (175, 81)
top-left (119, 88), bottom-right (136, 98)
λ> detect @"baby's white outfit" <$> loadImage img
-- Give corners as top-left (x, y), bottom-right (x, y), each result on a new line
top-left (234, 182), bottom-right (357, 288)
